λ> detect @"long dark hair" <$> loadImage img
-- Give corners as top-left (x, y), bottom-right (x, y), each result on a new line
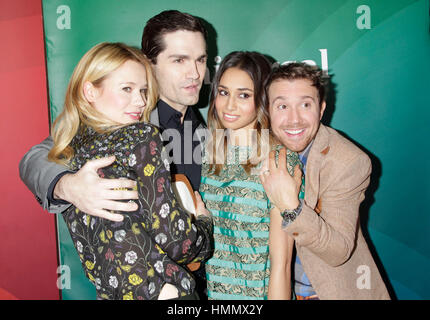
top-left (207, 51), bottom-right (272, 175)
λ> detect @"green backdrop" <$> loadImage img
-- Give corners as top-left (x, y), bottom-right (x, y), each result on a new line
top-left (42, 0), bottom-right (430, 299)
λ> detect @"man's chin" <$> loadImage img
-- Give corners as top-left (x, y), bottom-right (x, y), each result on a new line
top-left (182, 96), bottom-right (200, 107)
top-left (276, 137), bottom-right (307, 153)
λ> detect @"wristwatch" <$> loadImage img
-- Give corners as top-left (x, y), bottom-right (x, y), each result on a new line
top-left (280, 199), bottom-right (303, 226)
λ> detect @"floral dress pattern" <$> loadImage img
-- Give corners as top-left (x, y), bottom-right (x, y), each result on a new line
top-left (199, 144), bottom-right (301, 300)
top-left (63, 123), bottom-right (213, 300)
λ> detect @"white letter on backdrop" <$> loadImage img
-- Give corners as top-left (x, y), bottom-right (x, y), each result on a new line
top-left (356, 5), bottom-right (371, 30)
top-left (56, 5), bottom-right (71, 30)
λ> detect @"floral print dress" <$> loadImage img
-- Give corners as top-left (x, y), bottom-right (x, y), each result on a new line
top-left (63, 123), bottom-right (213, 300)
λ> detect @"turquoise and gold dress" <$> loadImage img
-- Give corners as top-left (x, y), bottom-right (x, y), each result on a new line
top-left (200, 144), bottom-right (301, 300)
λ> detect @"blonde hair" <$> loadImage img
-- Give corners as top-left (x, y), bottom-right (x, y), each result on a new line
top-left (48, 42), bottom-right (158, 165)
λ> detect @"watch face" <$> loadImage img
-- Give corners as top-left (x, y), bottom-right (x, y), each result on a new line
top-left (281, 201), bottom-right (302, 225)
top-left (281, 210), bottom-right (295, 224)
top-left (286, 212), bottom-right (296, 224)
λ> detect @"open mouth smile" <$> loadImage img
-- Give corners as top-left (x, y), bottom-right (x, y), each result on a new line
top-left (284, 128), bottom-right (305, 137)
top-left (223, 113), bottom-right (240, 122)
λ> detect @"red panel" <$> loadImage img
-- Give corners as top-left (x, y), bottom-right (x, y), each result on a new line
top-left (0, 0), bottom-right (59, 299)
top-left (0, 0), bottom-right (41, 21)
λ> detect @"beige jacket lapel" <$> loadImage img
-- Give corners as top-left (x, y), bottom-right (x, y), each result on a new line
top-left (305, 124), bottom-right (330, 211)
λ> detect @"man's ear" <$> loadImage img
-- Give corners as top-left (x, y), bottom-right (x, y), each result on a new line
top-left (319, 100), bottom-right (327, 120)
top-left (83, 81), bottom-right (99, 103)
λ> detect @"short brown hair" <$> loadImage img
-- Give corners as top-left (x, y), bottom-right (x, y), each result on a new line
top-left (141, 10), bottom-right (207, 63)
top-left (265, 62), bottom-right (327, 105)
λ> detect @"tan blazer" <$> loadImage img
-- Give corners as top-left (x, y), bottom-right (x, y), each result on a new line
top-left (284, 124), bottom-right (390, 300)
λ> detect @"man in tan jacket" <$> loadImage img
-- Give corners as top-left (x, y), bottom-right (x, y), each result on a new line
top-left (260, 62), bottom-right (390, 300)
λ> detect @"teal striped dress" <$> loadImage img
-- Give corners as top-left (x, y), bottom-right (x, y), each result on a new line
top-left (200, 145), bottom-right (271, 300)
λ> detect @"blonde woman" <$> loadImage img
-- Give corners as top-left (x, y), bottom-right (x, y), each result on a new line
top-left (48, 42), bottom-right (212, 300)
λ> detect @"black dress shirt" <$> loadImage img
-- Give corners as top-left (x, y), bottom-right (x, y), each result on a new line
top-left (157, 100), bottom-right (204, 191)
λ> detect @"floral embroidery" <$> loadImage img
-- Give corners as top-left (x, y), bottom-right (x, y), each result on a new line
top-left (85, 260), bottom-right (95, 270)
top-left (131, 223), bottom-right (140, 235)
top-left (159, 203), bottom-right (169, 218)
top-left (157, 177), bottom-right (165, 193)
top-left (155, 233), bottom-right (167, 245)
top-left (150, 140), bottom-right (157, 155)
top-left (148, 282), bottom-right (155, 295)
top-left (109, 276), bottom-right (118, 288)
top-left (182, 239), bottom-right (191, 254)
top-left (123, 291), bottom-right (133, 300)
top-left (129, 273), bottom-right (143, 286)
top-left (128, 154), bottom-right (137, 166)
top-left (99, 230), bottom-right (108, 243)
top-left (76, 241), bottom-right (83, 253)
top-left (181, 278), bottom-right (191, 290)
top-left (114, 230), bottom-right (126, 242)
top-left (178, 219), bottom-right (185, 231)
top-left (63, 123), bottom-right (213, 300)
top-left (166, 264), bottom-right (179, 277)
top-left (125, 251), bottom-right (137, 264)
top-left (154, 261), bottom-right (164, 274)
top-left (143, 163), bottom-right (155, 176)
top-left (105, 248), bottom-right (114, 261)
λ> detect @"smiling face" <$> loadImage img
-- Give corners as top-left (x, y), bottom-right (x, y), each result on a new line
top-left (87, 60), bottom-right (148, 125)
top-left (215, 67), bottom-right (257, 132)
top-left (215, 68), bottom-right (257, 130)
top-left (152, 30), bottom-right (207, 114)
top-left (268, 78), bottom-right (326, 153)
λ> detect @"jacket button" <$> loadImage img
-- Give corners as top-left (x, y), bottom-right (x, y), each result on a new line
top-left (292, 232), bottom-right (299, 237)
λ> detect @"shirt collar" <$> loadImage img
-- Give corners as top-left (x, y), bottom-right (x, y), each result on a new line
top-left (157, 99), bottom-right (202, 131)
top-left (157, 100), bottom-right (182, 130)
top-left (298, 140), bottom-right (314, 166)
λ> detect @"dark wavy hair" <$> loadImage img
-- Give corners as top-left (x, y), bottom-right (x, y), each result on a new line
top-left (141, 10), bottom-right (207, 63)
top-left (207, 51), bottom-right (272, 175)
